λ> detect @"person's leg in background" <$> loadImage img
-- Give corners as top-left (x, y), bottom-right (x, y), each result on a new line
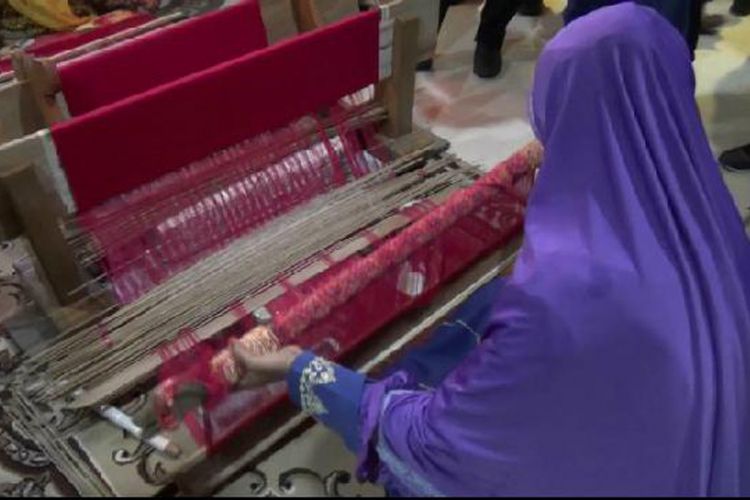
top-left (474, 0), bottom-right (527, 78)
top-left (518, 0), bottom-right (545, 16)
top-left (700, 0), bottom-right (726, 36)
top-left (686, 0), bottom-right (703, 56)
top-left (565, 1), bottom-right (700, 59)
top-left (417, 0), bottom-right (460, 71)
top-left (720, 144), bottom-right (750, 172)
top-left (731, 0), bottom-right (750, 16)
top-left (439, 0), bottom-right (457, 29)
top-left (717, 0), bottom-right (750, 170)
top-left (418, 0), bottom-right (545, 76)
top-left (718, 0), bottom-right (750, 170)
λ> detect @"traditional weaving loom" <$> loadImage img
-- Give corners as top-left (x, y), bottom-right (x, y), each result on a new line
top-left (0, 1), bottom-right (540, 496)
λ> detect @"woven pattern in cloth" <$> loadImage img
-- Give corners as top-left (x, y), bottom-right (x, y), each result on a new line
top-left (174, 146), bottom-right (538, 450)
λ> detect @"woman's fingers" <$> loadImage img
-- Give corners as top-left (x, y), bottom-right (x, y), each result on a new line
top-left (230, 341), bottom-right (271, 389)
top-left (229, 341), bottom-right (305, 391)
top-left (230, 338), bottom-right (259, 371)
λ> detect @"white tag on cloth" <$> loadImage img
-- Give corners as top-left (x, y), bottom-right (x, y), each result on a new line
top-left (147, 435), bottom-right (170, 451)
top-left (397, 262), bottom-right (426, 298)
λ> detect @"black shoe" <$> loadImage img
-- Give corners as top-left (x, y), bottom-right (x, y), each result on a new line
top-left (518, 0), bottom-right (544, 17)
top-left (416, 59), bottom-right (434, 72)
top-left (700, 14), bottom-right (725, 35)
top-left (730, 0), bottom-right (750, 16)
top-left (719, 143), bottom-right (750, 172)
top-left (473, 44), bottom-right (502, 79)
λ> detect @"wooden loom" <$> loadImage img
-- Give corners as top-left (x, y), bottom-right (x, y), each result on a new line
top-left (0, 2), bottom-right (541, 497)
top-left (0, 0), bottom-right (347, 307)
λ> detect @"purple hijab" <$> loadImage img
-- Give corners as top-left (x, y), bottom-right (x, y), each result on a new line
top-left (357, 4), bottom-right (750, 496)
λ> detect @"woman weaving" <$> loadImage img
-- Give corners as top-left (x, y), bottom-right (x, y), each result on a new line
top-left (230, 4), bottom-right (750, 496)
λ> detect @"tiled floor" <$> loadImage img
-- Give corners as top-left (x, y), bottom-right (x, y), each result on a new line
top-left (415, 0), bottom-right (750, 227)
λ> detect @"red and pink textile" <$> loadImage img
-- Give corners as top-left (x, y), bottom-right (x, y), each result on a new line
top-left (155, 149), bottom-right (535, 451)
top-left (50, 9), bottom-right (380, 212)
top-left (58, 0), bottom-right (268, 116)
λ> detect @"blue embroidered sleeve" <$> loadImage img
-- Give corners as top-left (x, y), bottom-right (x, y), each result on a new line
top-left (287, 351), bottom-right (366, 453)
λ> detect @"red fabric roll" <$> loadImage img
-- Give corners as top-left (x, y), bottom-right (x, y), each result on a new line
top-left (51, 9), bottom-right (380, 213)
top-left (59, 1), bottom-right (268, 116)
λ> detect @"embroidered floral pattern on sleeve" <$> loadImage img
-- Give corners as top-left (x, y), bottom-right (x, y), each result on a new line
top-left (299, 357), bottom-right (337, 416)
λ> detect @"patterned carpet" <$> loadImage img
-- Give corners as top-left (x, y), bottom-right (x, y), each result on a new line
top-left (0, 242), bottom-right (76, 497)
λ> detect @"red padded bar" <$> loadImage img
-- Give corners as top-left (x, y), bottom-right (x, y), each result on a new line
top-left (51, 9), bottom-right (380, 213)
top-left (59, 1), bottom-right (268, 116)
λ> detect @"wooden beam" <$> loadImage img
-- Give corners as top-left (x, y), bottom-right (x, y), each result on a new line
top-left (0, 163), bottom-right (83, 305)
top-left (377, 16), bottom-right (419, 137)
top-left (258, 0), bottom-right (299, 43)
top-left (0, 182), bottom-right (22, 241)
top-left (376, 0), bottom-right (439, 62)
top-left (0, 80), bottom-right (47, 144)
top-left (12, 53), bottom-right (64, 126)
top-left (290, 0), bottom-right (359, 31)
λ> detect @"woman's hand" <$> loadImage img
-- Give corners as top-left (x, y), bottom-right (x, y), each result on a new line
top-left (230, 340), bottom-right (302, 390)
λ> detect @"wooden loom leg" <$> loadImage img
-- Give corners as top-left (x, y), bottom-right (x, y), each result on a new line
top-left (378, 16), bottom-right (420, 138)
top-left (0, 164), bottom-right (83, 306)
top-left (290, 0), bottom-right (359, 31)
top-left (0, 80), bottom-right (44, 145)
top-left (0, 186), bottom-right (22, 242)
top-left (12, 52), bottom-right (64, 126)
top-left (290, 0), bottom-right (319, 32)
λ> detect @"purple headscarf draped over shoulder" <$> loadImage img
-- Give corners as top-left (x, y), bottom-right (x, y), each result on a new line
top-left (355, 4), bottom-right (750, 496)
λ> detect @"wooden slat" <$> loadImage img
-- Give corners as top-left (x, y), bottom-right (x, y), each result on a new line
top-left (290, 0), bottom-right (359, 32)
top-left (0, 134), bottom-right (46, 240)
top-left (13, 53), bottom-right (65, 126)
top-left (377, 16), bottom-right (419, 137)
top-left (258, 0), bottom-right (299, 43)
top-left (0, 80), bottom-right (46, 144)
top-left (0, 164), bottom-right (83, 305)
top-left (376, 0), bottom-right (439, 62)
top-left (0, 181), bottom-right (22, 241)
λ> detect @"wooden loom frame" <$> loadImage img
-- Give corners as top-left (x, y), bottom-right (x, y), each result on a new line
top-left (0, 0), bottom-right (418, 309)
